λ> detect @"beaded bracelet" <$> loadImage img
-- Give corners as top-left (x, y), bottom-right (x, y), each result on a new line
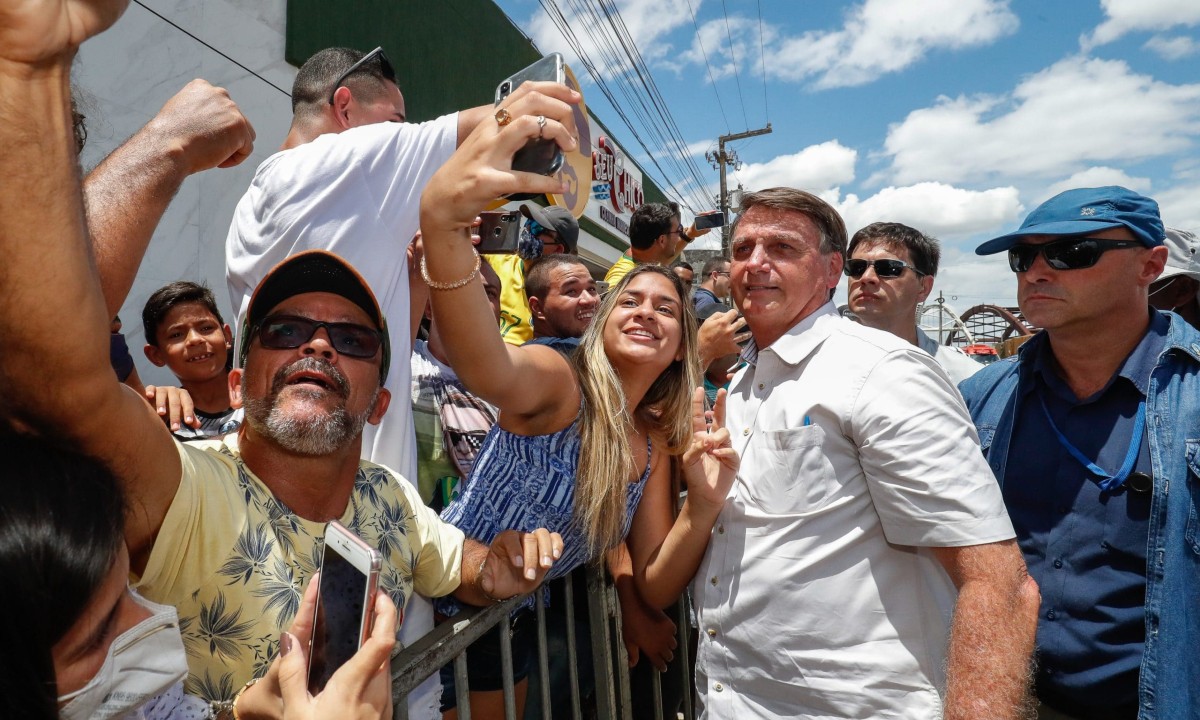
top-left (421, 249), bottom-right (482, 291)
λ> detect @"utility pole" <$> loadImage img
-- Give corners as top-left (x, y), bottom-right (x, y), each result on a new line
top-left (707, 124), bottom-right (772, 255)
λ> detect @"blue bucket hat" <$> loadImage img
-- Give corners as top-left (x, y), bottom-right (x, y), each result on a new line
top-left (976, 186), bottom-right (1164, 256)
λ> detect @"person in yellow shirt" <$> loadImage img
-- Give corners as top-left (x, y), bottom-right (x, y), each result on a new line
top-left (605, 201), bottom-right (701, 286)
top-left (485, 203), bottom-right (580, 344)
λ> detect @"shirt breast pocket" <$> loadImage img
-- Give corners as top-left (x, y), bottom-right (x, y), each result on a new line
top-left (748, 426), bottom-right (838, 516)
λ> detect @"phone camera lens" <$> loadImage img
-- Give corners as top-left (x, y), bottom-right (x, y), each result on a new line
top-left (500, 82), bottom-right (511, 95)
top-left (492, 227), bottom-right (502, 236)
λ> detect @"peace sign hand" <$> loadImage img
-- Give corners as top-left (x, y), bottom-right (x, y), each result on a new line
top-left (681, 387), bottom-right (738, 511)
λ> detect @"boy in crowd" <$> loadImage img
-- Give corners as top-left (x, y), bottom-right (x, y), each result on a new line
top-left (142, 281), bottom-right (242, 439)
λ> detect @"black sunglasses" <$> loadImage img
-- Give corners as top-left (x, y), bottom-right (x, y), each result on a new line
top-left (327, 47), bottom-right (397, 105)
top-left (844, 258), bottom-right (925, 279)
top-left (1008, 237), bottom-right (1141, 273)
top-left (255, 315), bottom-right (382, 359)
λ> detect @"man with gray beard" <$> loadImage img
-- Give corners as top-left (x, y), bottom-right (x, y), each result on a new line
top-left (0, 239), bottom-right (564, 710)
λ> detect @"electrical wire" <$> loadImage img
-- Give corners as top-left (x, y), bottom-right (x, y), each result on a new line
top-left (756, 0), bottom-right (769, 122)
top-left (684, 0), bottom-right (730, 132)
top-left (719, 0), bottom-right (749, 128)
top-left (131, 0), bottom-right (292, 99)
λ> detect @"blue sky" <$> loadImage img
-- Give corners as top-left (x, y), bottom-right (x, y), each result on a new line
top-left (492, 0), bottom-right (1200, 309)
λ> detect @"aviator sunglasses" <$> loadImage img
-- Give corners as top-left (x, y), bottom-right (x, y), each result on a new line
top-left (327, 47), bottom-right (397, 105)
top-left (255, 315), bottom-right (383, 359)
top-left (1007, 236), bottom-right (1141, 273)
top-left (844, 258), bottom-right (925, 279)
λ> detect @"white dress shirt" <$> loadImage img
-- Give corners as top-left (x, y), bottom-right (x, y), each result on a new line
top-left (694, 303), bottom-right (1014, 719)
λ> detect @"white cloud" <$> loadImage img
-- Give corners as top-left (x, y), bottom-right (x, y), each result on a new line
top-left (1084, 0), bottom-right (1200, 49)
top-left (1156, 181), bottom-right (1200, 231)
top-left (677, 16), bottom-right (763, 81)
top-left (733, 141), bottom-right (858, 194)
top-left (881, 56), bottom-right (1200, 186)
top-left (526, 0), bottom-right (695, 76)
top-left (1042, 167), bottom-right (1152, 199)
top-left (766, 0), bottom-right (1018, 89)
top-left (833, 182), bottom-right (1024, 240)
top-left (1144, 34), bottom-right (1200, 60)
top-left (932, 252), bottom-right (1019, 308)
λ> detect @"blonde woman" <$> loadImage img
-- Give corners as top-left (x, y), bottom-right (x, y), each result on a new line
top-left (418, 82), bottom-right (737, 719)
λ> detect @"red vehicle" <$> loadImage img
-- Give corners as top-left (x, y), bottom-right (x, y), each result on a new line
top-left (962, 344), bottom-right (999, 365)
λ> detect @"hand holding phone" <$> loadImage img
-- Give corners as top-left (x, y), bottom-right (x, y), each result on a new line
top-left (307, 522), bottom-right (382, 694)
top-left (235, 576), bottom-right (398, 720)
top-left (496, 54), bottom-right (567, 201)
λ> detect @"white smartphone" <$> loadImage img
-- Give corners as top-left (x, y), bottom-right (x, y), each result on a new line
top-left (307, 521), bottom-right (382, 694)
top-left (495, 53), bottom-right (567, 178)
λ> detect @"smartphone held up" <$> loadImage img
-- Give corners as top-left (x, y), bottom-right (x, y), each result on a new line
top-left (307, 521), bottom-right (383, 694)
top-left (496, 53), bottom-right (568, 199)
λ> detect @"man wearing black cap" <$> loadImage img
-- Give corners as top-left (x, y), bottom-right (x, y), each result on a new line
top-left (960, 186), bottom-right (1200, 720)
top-left (484, 202), bottom-right (581, 345)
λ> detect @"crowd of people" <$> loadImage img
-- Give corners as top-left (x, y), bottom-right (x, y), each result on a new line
top-left (2, 2), bottom-right (1198, 720)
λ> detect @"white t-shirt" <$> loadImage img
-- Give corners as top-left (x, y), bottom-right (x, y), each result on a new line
top-left (695, 303), bottom-right (1014, 720)
top-left (916, 326), bottom-right (983, 386)
top-left (224, 113), bottom-right (459, 719)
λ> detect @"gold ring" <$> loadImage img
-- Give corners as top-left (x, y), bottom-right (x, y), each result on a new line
top-left (495, 107), bottom-right (513, 127)
top-left (536, 114), bottom-right (546, 139)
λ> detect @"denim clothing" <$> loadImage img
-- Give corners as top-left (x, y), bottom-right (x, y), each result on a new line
top-left (693, 287), bottom-right (723, 316)
top-left (1000, 314), bottom-right (1165, 715)
top-left (959, 311), bottom-right (1200, 720)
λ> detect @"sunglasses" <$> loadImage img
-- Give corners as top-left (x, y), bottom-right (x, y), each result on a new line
top-left (1007, 237), bottom-right (1141, 273)
top-left (844, 258), bottom-right (925, 279)
top-left (255, 315), bottom-right (383, 359)
top-left (327, 47), bottom-right (397, 105)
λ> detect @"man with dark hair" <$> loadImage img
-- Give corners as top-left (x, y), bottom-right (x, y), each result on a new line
top-left (960, 187), bottom-right (1200, 720)
top-left (141, 281), bottom-right (241, 439)
top-left (846, 222), bottom-right (980, 384)
top-left (523, 254), bottom-right (599, 350)
top-left (225, 49), bottom-right (578, 709)
top-left (1148, 227), bottom-right (1199, 329)
top-left (605, 201), bottom-right (691, 285)
top-left (671, 260), bottom-right (695, 286)
top-left (694, 256), bottom-right (732, 315)
top-left (488, 202), bottom-right (581, 345)
top-left (695, 186), bottom-right (1038, 719)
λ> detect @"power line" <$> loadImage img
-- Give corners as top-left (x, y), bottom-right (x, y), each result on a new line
top-left (131, 0), bottom-right (292, 99)
top-left (683, 0), bottom-right (730, 132)
top-left (756, 0), bottom-right (769, 122)
top-left (719, 0), bottom-right (749, 128)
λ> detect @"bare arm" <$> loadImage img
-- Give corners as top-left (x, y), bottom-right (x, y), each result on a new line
top-left (626, 389), bottom-right (736, 609)
top-left (933, 540), bottom-right (1040, 720)
top-left (420, 81), bottom-right (582, 422)
top-left (607, 543), bottom-right (677, 671)
top-left (0, 11), bottom-right (188, 570)
top-left (84, 78), bottom-right (255, 317)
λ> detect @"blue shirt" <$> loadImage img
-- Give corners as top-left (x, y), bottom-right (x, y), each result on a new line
top-left (1003, 312), bottom-right (1167, 717)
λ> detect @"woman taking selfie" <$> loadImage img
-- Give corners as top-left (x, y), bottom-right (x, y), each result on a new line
top-left (418, 81), bottom-right (738, 719)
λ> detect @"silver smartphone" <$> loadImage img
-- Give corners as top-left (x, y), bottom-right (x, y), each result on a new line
top-left (307, 521), bottom-right (383, 694)
top-left (496, 53), bottom-right (566, 178)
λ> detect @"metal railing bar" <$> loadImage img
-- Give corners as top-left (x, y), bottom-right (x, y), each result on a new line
top-left (455, 652), bottom-right (472, 720)
top-left (499, 616), bottom-right (516, 720)
top-left (611, 594), bottom-right (633, 719)
top-left (390, 593), bottom-right (527, 699)
top-left (587, 569), bottom-right (618, 720)
top-left (534, 585), bottom-right (552, 720)
top-left (564, 574), bottom-right (583, 720)
top-left (651, 666), bottom-right (664, 720)
top-left (676, 596), bottom-right (693, 720)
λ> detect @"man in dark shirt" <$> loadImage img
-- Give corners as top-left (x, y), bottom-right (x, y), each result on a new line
top-left (960, 186), bottom-right (1200, 720)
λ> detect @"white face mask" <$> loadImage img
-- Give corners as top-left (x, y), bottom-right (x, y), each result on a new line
top-left (57, 590), bottom-right (188, 720)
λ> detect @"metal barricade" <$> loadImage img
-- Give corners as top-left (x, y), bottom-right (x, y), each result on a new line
top-left (389, 566), bottom-right (696, 720)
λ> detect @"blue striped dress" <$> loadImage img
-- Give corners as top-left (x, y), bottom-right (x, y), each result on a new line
top-left (436, 418), bottom-right (651, 614)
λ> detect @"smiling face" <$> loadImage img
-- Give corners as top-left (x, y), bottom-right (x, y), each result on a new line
top-left (847, 240), bottom-right (933, 330)
top-left (600, 271), bottom-right (686, 374)
top-left (145, 302), bottom-right (231, 383)
top-left (235, 292), bottom-right (390, 456)
top-left (535, 263), bottom-right (599, 338)
top-left (730, 205), bottom-right (843, 348)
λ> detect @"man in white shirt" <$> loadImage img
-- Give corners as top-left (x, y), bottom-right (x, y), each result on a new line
top-left (694, 187), bottom-right (1040, 720)
top-left (223, 46), bottom-right (514, 718)
top-left (845, 221), bottom-right (981, 385)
